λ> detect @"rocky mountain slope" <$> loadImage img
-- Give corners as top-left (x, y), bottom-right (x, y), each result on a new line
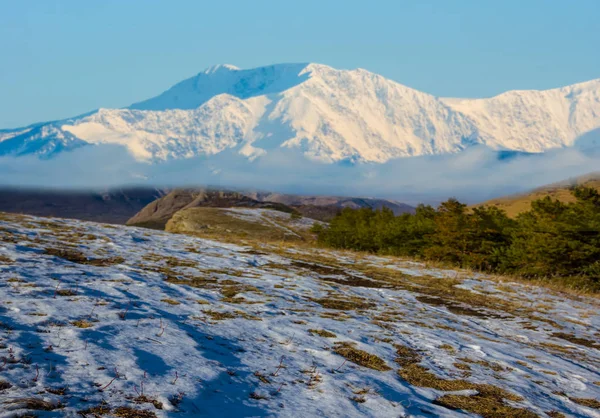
top-left (1, 212), bottom-right (599, 416)
top-left (1, 63), bottom-right (599, 165)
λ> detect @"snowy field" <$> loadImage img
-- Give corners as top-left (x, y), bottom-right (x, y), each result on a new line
top-left (0, 212), bottom-right (599, 417)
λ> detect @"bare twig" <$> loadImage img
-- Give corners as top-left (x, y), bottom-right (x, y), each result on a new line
top-left (99, 368), bottom-right (120, 391)
top-left (335, 359), bottom-right (347, 372)
top-left (272, 356), bottom-right (285, 377)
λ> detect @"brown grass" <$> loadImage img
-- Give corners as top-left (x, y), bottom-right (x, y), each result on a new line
top-left (78, 404), bottom-right (111, 416)
top-left (3, 397), bottom-right (63, 411)
top-left (0, 381), bottom-right (12, 390)
top-left (133, 395), bottom-right (163, 410)
top-left (113, 406), bottom-right (158, 418)
top-left (398, 364), bottom-right (536, 417)
top-left (569, 397), bottom-right (600, 409)
top-left (551, 332), bottom-right (599, 348)
top-left (308, 329), bottom-right (337, 338)
top-left (56, 289), bottom-right (77, 297)
top-left (474, 176), bottom-right (600, 218)
top-left (46, 386), bottom-right (68, 395)
top-left (220, 280), bottom-right (262, 303)
top-left (166, 207), bottom-right (310, 242)
top-left (311, 296), bottom-right (374, 311)
top-left (160, 298), bottom-right (181, 305)
top-left (434, 391), bottom-right (538, 417)
top-left (333, 342), bottom-right (391, 371)
top-left (72, 319), bottom-right (94, 328)
top-left (45, 247), bottom-right (124, 266)
top-left (202, 309), bottom-right (261, 321)
top-left (394, 344), bottom-right (422, 367)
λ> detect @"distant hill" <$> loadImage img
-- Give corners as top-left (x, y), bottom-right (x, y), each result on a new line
top-left (0, 187), bottom-right (165, 224)
top-left (166, 207), bottom-right (322, 242)
top-left (126, 189), bottom-right (295, 230)
top-left (126, 189), bottom-right (416, 229)
top-left (476, 172), bottom-right (600, 217)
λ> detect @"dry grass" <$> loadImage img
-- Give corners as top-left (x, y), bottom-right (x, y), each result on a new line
top-left (439, 344), bottom-right (456, 353)
top-left (56, 289), bottom-right (77, 297)
top-left (393, 343), bottom-right (533, 417)
top-left (72, 319), bottom-right (94, 328)
top-left (166, 207), bottom-right (310, 242)
top-left (45, 247), bottom-right (124, 266)
top-left (46, 386), bottom-right (68, 395)
top-left (165, 256), bottom-right (197, 268)
top-left (333, 342), bottom-right (391, 371)
top-left (474, 177), bottom-right (600, 218)
top-left (434, 391), bottom-right (538, 417)
top-left (203, 310), bottom-right (237, 321)
top-left (569, 397), bottom-right (600, 409)
top-left (202, 309), bottom-right (261, 321)
top-left (551, 332), bottom-right (599, 348)
top-left (220, 280), bottom-right (261, 303)
top-left (311, 296), bottom-right (374, 311)
top-left (394, 344), bottom-right (421, 367)
top-left (160, 298), bottom-right (181, 305)
top-left (273, 240), bottom-right (600, 298)
top-left (458, 357), bottom-right (508, 373)
top-left (133, 395), bottom-right (163, 410)
top-left (3, 397), bottom-right (63, 411)
top-left (0, 380), bottom-right (12, 390)
top-left (279, 252), bottom-right (543, 317)
top-left (398, 364), bottom-right (535, 417)
top-left (113, 406), bottom-right (158, 418)
top-left (308, 329), bottom-right (337, 338)
top-left (78, 404), bottom-right (111, 416)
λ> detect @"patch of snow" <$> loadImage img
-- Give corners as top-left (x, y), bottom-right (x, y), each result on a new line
top-left (0, 214), bottom-right (598, 416)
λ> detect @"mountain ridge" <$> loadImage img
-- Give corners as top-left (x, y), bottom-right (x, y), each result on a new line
top-left (1, 62), bottom-right (599, 164)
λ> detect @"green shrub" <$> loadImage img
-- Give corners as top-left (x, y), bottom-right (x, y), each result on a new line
top-left (314, 187), bottom-right (600, 291)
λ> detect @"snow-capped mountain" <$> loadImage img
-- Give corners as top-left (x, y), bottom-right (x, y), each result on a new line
top-left (1, 63), bottom-right (599, 163)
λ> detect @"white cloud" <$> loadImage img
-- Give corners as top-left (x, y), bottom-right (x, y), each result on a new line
top-left (1, 143), bottom-right (598, 205)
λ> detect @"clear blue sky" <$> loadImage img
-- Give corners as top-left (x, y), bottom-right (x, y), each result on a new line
top-left (1, 0), bottom-right (599, 128)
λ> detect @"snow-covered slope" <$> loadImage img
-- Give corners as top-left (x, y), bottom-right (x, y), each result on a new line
top-left (1, 63), bottom-right (599, 163)
top-left (1, 212), bottom-right (600, 417)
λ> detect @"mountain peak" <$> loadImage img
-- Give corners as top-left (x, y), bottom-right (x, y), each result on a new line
top-left (129, 63), bottom-right (313, 111)
top-left (202, 64), bottom-right (241, 74)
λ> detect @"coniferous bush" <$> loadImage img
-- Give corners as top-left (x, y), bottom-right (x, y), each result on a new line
top-left (313, 187), bottom-right (600, 291)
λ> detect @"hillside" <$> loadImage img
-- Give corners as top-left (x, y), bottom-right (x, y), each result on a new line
top-left (0, 187), bottom-right (166, 224)
top-left (1, 212), bottom-right (599, 417)
top-left (126, 189), bottom-right (295, 229)
top-left (165, 207), bottom-right (322, 242)
top-left (247, 192), bottom-right (415, 219)
top-left (1, 63), bottom-right (599, 167)
top-left (126, 189), bottom-right (415, 229)
top-left (477, 173), bottom-right (600, 217)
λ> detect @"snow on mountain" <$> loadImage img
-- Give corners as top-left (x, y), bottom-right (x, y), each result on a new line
top-left (1, 63), bottom-right (599, 163)
top-left (441, 78), bottom-right (600, 152)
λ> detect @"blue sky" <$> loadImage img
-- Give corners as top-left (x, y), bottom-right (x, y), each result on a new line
top-left (1, 0), bottom-right (599, 128)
